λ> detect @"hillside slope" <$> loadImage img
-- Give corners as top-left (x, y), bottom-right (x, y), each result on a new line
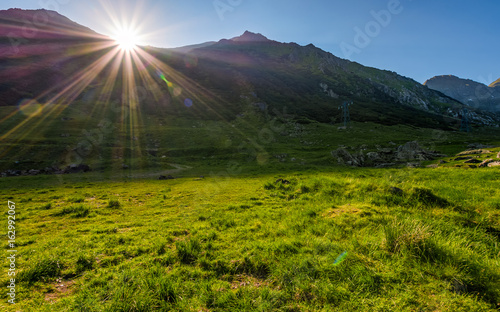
top-left (424, 75), bottom-right (500, 112)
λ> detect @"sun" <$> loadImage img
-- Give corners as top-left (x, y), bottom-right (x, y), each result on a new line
top-left (113, 28), bottom-right (139, 51)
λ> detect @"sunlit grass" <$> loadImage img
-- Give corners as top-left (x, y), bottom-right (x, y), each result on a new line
top-left (0, 166), bottom-right (499, 311)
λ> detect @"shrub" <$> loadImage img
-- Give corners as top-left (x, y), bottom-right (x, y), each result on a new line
top-left (107, 199), bottom-right (121, 209)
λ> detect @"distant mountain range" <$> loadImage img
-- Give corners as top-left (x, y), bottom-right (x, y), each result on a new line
top-left (0, 9), bottom-right (498, 129)
top-left (424, 75), bottom-right (500, 112)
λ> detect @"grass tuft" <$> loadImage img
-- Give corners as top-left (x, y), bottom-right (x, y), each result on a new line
top-left (107, 199), bottom-right (121, 209)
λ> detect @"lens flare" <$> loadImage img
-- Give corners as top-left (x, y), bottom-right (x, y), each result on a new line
top-left (184, 98), bottom-right (193, 107)
top-left (18, 99), bottom-right (42, 117)
top-left (333, 251), bottom-right (348, 266)
top-left (113, 28), bottom-right (138, 51)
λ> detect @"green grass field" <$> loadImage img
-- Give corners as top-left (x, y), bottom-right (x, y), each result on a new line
top-left (1, 104), bottom-right (500, 311)
top-left (1, 164), bottom-right (499, 311)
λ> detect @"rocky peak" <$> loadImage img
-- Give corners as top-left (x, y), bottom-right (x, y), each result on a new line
top-left (231, 31), bottom-right (271, 42)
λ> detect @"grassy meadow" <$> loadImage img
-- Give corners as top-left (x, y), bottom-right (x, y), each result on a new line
top-left (1, 164), bottom-right (499, 311)
top-left (1, 104), bottom-right (500, 311)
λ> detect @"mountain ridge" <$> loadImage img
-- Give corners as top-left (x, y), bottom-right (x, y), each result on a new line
top-left (424, 75), bottom-right (500, 112)
top-left (0, 10), bottom-right (498, 128)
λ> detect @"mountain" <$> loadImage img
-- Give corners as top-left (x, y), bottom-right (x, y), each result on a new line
top-left (169, 41), bottom-right (217, 54)
top-left (424, 75), bottom-right (500, 112)
top-left (0, 9), bottom-right (111, 107)
top-left (0, 9), bottom-right (498, 129)
top-left (231, 31), bottom-right (272, 42)
top-left (145, 31), bottom-right (497, 128)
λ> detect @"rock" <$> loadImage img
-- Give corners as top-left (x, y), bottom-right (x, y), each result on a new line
top-left (457, 149), bottom-right (492, 156)
top-left (375, 163), bottom-right (396, 168)
top-left (487, 161), bottom-right (500, 167)
top-left (439, 160), bottom-right (448, 164)
top-left (389, 187), bottom-right (404, 195)
top-left (159, 175), bottom-right (175, 180)
top-left (377, 148), bottom-right (393, 154)
top-left (122, 164), bottom-right (129, 169)
top-left (396, 141), bottom-right (441, 161)
top-left (331, 148), bottom-right (364, 167)
top-left (454, 156), bottom-right (471, 161)
top-left (464, 158), bottom-right (482, 164)
top-left (366, 152), bottom-right (382, 162)
top-left (407, 163), bottom-right (421, 168)
top-left (64, 164), bottom-right (91, 174)
top-left (426, 164), bottom-right (439, 168)
top-left (497, 152), bottom-right (500, 159)
top-left (44, 167), bottom-right (55, 174)
top-left (479, 159), bottom-right (495, 168)
top-left (467, 143), bottom-right (495, 150)
top-left (468, 165), bottom-right (477, 169)
top-left (28, 169), bottom-right (41, 175)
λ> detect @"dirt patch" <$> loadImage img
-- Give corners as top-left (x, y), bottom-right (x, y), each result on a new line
top-left (44, 279), bottom-right (75, 302)
top-left (230, 274), bottom-right (268, 290)
top-left (322, 204), bottom-right (361, 218)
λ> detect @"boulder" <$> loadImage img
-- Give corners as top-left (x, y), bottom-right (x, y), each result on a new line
top-left (457, 149), bottom-right (492, 156)
top-left (64, 164), bottom-right (91, 173)
top-left (331, 148), bottom-right (364, 167)
top-left (464, 158), bottom-right (482, 164)
top-left (395, 141), bottom-right (442, 161)
top-left (487, 161), bottom-right (500, 167)
top-left (479, 159), bottom-right (495, 168)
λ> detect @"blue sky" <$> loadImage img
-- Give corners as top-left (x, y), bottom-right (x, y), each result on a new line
top-left (2, 0), bottom-right (499, 84)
